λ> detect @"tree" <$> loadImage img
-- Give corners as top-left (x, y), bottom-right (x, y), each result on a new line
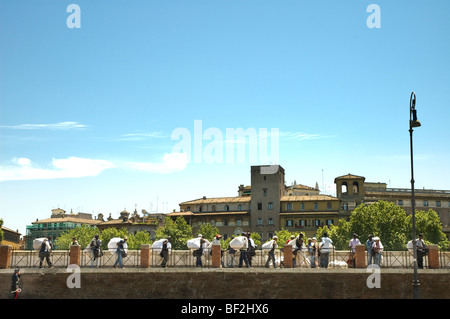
top-left (54, 225), bottom-right (100, 249)
top-left (0, 219), bottom-right (4, 243)
top-left (326, 201), bottom-right (409, 250)
top-left (408, 209), bottom-right (450, 251)
top-left (154, 216), bottom-right (193, 250)
top-left (198, 224), bottom-right (220, 242)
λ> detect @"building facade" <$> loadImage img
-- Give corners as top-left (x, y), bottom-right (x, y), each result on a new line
top-left (170, 165), bottom-right (343, 241)
top-left (171, 166), bottom-right (450, 242)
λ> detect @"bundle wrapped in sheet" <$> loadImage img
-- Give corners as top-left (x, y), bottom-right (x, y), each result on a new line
top-left (33, 238), bottom-right (47, 251)
top-left (151, 238), bottom-right (172, 253)
top-left (108, 237), bottom-right (126, 254)
top-left (229, 236), bottom-right (247, 250)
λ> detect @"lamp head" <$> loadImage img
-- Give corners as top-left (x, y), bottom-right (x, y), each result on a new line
top-left (410, 92), bottom-right (421, 128)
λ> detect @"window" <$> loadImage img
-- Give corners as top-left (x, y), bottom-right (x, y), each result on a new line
top-left (225, 205), bottom-right (230, 211)
top-left (258, 218), bottom-right (263, 225)
top-left (315, 219), bottom-right (320, 227)
top-left (341, 182), bottom-right (348, 194)
top-left (436, 201), bottom-right (441, 207)
top-left (299, 220), bottom-right (305, 228)
top-left (327, 202), bottom-right (332, 210)
top-left (212, 205), bottom-right (216, 212)
top-left (424, 200), bottom-right (428, 207)
top-left (268, 202), bottom-right (273, 210)
top-left (199, 206), bottom-right (203, 212)
top-left (343, 203), bottom-right (348, 210)
top-left (224, 219), bottom-right (228, 226)
top-left (286, 220), bottom-right (293, 227)
top-left (263, 189), bottom-right (267, 197)
top-left (236, 219), bottom-right (242, 226)
top-left (187, 206), bottom-right (191, 211)
top-left (257, 203), bottom-right (262, 210)
top-left (301, 203), bottom-right (305, 211)
top-left (352, 182), bottom-right (359, 194)
top-left (326, 219), bottom-right (333, 226)
top-left (287, 203), bottom-right (293, 211)
top-left (398, 200), bottom-right (403, 206)
top-left (268, 218), bottom-right (274, 225)
top-left (238, 204), bottom-right (242, 211)
top-left (314, 202), bottom-right (318, 211)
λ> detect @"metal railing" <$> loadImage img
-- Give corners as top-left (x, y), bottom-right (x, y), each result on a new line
top-left (8, 249), bottom-right (449, 269)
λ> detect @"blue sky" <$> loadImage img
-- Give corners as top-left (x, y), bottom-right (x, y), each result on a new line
top-left (1, 1), bottom-right (449, 235)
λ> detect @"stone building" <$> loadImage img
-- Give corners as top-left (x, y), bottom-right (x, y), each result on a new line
top-left (171, 165), bottom-right (450, 242)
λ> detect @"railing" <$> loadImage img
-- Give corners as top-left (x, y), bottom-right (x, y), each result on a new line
top-left (9, 249), bottom-right (449, 269)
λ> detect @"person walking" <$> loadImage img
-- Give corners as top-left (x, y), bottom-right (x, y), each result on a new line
top-left (319, 233), bottom-right (334, 268)
top-left (194, 235), bottom-right (206, 267)
top-left (113, 236), bottom-right (128, 268)
top-left (238, 233), bottom-right (250, 268)
top-left (265, 236), bottom-right (278, 268)
top-left (90, 234), bottom-right (102, 268)
top-left (39, 238), bottom-right (54, 269)
top-left (226, 236), bottom-right (237, 268)
top-left (246, 232), bottom-right (256, 267)
top-left (308, 237), bottom-right (318, 268)
top-left (416, 234), bottom-right (427, 269)
top-left (161, 237), bottom-right (171, 268)
top-left (10, 267), bottom-right (21, 299)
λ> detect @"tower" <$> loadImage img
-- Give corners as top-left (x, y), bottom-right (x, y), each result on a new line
top-left (250, 165), bottom-right (285, 240)
top-left (334, 173), bottom-right (366, 214)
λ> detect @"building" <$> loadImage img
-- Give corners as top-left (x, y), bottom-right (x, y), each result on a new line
top-left (25, 208), bottom-right (166, 249)
top-left (25, 208), bottom-right (102, 249)
top-left (1, 226), bottom-right (22, 249)
top-left (170, 166), bottom-right (450, 242)
top-left (170, 165), bottom-right (340, 240)
top-left (96, 209), bottom-right (165, 239)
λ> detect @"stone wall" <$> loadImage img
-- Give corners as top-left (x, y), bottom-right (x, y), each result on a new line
top-left (1, 268), bottom-right (449, 299)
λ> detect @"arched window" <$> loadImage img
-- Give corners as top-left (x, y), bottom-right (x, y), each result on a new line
top-left (353, 182), bottom-right (359, 194)
top-left (341, 182), bottom-right (348, 194)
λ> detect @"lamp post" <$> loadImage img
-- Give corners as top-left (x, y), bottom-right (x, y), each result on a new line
top-left (409, 91), bottom-right (421, 299)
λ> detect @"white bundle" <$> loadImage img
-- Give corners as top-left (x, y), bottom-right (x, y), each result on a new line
top-left (229, 236), bottom-right (247, 250)
top-left (187, 237), bottom-right (202, 250)
top-left (329, 260), bottom-right (348, 268)
top-left (108, 237), bottom-right (125, 254)
top-left (407, 240), bottom-right (414, 252)
top-left (262, 240), bottom-right (274, 251)
top-left (33, 238), bottom-right (47, 251)
top-left (151, 239), bottom-right (172, 253)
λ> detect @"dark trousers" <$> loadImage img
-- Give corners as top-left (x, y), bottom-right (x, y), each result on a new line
top-left (239, 250), bottom-right (250, 267)
top-left (39, 252), bottom-right (52, 268)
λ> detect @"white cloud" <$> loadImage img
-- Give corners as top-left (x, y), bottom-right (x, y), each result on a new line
top-left (128, 152), bottom-right (188, 174)
top-left (279, 131), bottom-right (336, 141)
top-left (0, 157), bottom-right (115, 182)
top-left (0, 122), bottom-right (87, 130)
top-left (119, 131), bottom-right (165, 141)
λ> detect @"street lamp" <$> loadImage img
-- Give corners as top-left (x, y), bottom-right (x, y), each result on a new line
top-left (409, 91), bottom-right (421, 299)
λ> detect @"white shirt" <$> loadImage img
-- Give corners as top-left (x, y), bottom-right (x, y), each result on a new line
top-left (349, 238), bottom-right (361, 252)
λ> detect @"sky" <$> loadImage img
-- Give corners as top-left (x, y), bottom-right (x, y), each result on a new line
top-left (1, 1), bottom-right (449, 235)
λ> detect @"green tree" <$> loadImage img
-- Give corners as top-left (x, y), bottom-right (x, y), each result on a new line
top-left (409, 209), bottom-right (450, 250)
top-left (327, 201), bottom-right (409, 250)
top-left (198, 224), bottom-right (220, 242)
top-left (155, 216), bottom-right (193, 250)
top-left (99, 227), bottom-right (130, 251)
top-left (54, 225), bottom-right (100, 249)
top-left (0, 219), bottom-right (4, 243)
